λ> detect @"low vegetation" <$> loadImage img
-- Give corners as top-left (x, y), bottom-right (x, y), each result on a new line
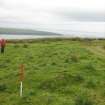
top-left (0, 38), bottom-right (105, 105)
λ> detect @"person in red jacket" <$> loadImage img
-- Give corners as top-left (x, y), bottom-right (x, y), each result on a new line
top-left (0, 39), bottom-right (6, 53)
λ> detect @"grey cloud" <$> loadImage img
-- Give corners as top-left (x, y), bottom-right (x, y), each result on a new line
top-left (0, 1), bottom-right (7, 10)
top-left (0, 0), bottom-right (3, 6)
top-left (55, 11), bottom-right (105, 22)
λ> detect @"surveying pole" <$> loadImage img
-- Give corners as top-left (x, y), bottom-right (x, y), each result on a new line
top-left (19, 64), bottom-right (24, 97)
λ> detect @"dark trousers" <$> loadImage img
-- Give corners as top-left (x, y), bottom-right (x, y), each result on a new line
top-left (1, 46), bottom-right (5, 53)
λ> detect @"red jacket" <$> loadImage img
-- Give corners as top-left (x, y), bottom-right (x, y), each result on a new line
top-left (0, 39), bottom-right (6, 47)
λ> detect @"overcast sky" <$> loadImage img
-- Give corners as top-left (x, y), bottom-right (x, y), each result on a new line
top-left (0, 0), bottom-right (105, 34)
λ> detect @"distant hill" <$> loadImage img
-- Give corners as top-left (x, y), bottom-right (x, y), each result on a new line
top-left (0, 27), bottom-right (62, 35)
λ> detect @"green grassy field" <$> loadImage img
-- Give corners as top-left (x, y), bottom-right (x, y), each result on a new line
top-left (0, 39), bottom-right (105, 105)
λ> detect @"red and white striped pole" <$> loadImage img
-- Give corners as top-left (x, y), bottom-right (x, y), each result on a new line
top-left (19, 64), bottom-right (24, 97)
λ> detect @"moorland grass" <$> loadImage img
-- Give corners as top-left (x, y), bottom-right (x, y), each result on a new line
top-left (0, 39), bottom-right (105, 105)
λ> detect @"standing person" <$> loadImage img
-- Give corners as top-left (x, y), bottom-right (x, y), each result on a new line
top-left (0, 38), bottom-right (6, 54)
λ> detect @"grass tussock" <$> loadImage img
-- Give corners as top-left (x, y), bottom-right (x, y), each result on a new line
top-left (75, 93), bottom-right (94, 105)
top-left (0, 84), bottom-right (7, 92)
